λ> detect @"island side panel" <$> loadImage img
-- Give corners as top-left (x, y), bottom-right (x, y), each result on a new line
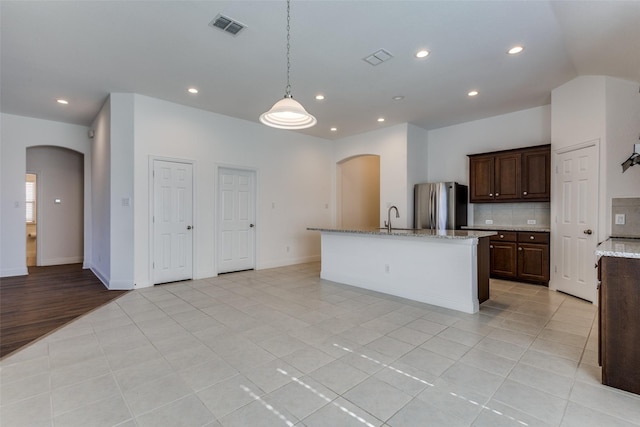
top-left (319, 232), bottom-right (480, 313)
top-left (477, 236), bottom-right (490, 303)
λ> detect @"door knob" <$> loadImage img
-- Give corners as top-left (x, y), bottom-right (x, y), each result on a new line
top-left (187, 225), bottom-right (192, 230)
top-left (250, 224), bottom-right (255, 228)
top-left (583, 229), bottom-right (593, 235)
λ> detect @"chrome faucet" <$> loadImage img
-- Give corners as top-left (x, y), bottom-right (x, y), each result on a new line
top-left (384, 205), bottom-right (399, 232)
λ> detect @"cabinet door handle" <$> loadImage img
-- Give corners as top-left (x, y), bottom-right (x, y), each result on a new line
top-left (495, 193), bottom-right (500, 196)
top-left (490, 245), bottom-right (494, 249)
top-left (518, 247), bottom-right (523, 251)
top-left (523, 191), bottom-right (528, 195)
top-left (499, 234), bottom-right (504, 238)
top-left (530, 236), bottom-right (535, 240)
top-left (489, 193), bottom-right (493, 197)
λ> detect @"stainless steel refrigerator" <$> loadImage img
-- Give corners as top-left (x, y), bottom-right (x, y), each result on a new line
top-left (414, 182), bottom-right (468, 230)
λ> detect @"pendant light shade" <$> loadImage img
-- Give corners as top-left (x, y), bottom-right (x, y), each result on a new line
top-left (261, 0), bottom-right (316, 130)
top-left (260, 95), bottom-right (317, 129)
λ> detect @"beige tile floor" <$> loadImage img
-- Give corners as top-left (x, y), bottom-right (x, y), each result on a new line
top-left (2, 262), bottom-right (639, 427)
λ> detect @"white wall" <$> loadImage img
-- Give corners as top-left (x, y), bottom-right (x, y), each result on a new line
top-left (426, 105), bottom-right (552, 224)
top-left (132, 95), bottom-right (333, 288)
top-left (333, 124), bottom-right (411, 228)
top-left (90, 98), bottom-right (111, 286)
top-left (550, 76), bottom-right (640, 242)
top-left (605, 78), bottom-right (640, 204)
top-left (551, 76), bottom-right (607, 151)
top-left (427, 105), bottom-right (552, 184)
top-left (406, 124), bottom-right (430, 227)
top-left (551, 76), bottom-right (608, 243)
top-left (109, 94), bottom-right (135, 290)
top-left (26, 146), bottom-right (84, 266)
top-left (0, 113), bottom-right (91, 277)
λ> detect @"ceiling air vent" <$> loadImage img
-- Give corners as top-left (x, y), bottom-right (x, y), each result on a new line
top-left (209, 14), bottom-right (246, 36)
top-left (363, 49), bottom-right (393, 66)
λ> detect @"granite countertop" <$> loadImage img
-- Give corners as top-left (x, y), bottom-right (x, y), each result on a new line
top-left (463, 225), bottom-right (551, 233)
top-left (595, 238), bottom-right (640, 259)
top-left (307, 227), bottom-right (496, 240)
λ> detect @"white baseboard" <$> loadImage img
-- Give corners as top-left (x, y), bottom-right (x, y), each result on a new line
top-left (0, 267), bottom-right (29, 277)
top-left (89, 265), bottom-right (109, 289)
top-left (40, 256), bottom-right (84, 266)
top-left (258, 255), bottom-right (320, 270)
top-left (108, 279), bottom-right (134, 290)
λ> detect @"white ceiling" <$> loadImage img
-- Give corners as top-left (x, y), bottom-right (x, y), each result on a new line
top-left (1, 1), bottom-right (639, 140)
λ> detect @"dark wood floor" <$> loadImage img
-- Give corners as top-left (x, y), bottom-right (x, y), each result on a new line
top-left (0, 264), bottom-right (127, 359)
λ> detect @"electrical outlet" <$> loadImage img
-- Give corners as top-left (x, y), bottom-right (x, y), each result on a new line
top-left (485, 219), bottom-right (493, 225)
top-left (615, 214), bottom-right (626, 225)
top-left (527, 219), bottom-right (536, 225)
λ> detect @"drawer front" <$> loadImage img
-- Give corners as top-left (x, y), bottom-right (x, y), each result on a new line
top-left (518, 231), bottom-right (549, 244)
top-left (490, 231), bottom-right (517, 242)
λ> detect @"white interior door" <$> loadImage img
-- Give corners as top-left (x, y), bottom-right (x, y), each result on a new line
top-left (153, 160), bottom-right (193, 284)
top-left (553, 143), bottom-right (598, 302)
top-left (218, 168), bottom-right (256, 273)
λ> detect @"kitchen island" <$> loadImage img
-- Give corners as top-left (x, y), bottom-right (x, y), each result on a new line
top-left (308, 227), bottom-right (495, 313)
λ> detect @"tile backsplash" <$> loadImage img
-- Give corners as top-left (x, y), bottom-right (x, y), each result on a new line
top-left (611, 198), bottom-right (640, 238)
top-left (473, 202), bottom-right (550, 227)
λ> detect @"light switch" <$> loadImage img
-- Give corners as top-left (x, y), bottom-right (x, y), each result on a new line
top-left (615, 214), bottom-right (626, 225)
top-left (54, 198), bottom-right (62, 204)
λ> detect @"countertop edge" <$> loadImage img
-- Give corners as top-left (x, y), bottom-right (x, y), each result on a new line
top-left (463, 225), bottom-right (551, 233)
top-left (595, 238), bottom-right (640, 259)
top-left (307, 227), bottom-right (497, 240)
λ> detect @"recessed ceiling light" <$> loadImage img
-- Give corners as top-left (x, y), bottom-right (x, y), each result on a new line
top-left (188, 88), bottom-right (199, 94)
top-left (468, 90), bottom-right (479, 97)
top-left (377, 117), bottom-right (385, 122)
top-left (56, 99), bottom-right (68, 105)
top-left (392, 96), bottom-right (404, 101)
top-left (507, 45), bottom-right (524, 55)
top-left (330, 127), bottom-right (337, 132)
top-left (315, 94), bottom-right (325, 101)
top-left (415, 50), bottom-right (430, 58)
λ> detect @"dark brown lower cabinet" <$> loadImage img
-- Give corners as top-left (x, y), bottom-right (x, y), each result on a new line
top-left (599, 256), bottom-right (640, 395)
top-left (490, 241), bottom-right (517, 278)
top-left (487, 230), bottom-right (549, 284)
top-left (517, 242), bottom-right (550, 283)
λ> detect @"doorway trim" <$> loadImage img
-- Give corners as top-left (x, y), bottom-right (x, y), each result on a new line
top-left (550, 138), bottom-right (601, 302)
top-left (148, 156), bottom-right (196, 285)
top-left (215, 164), bottom-right (258, 274)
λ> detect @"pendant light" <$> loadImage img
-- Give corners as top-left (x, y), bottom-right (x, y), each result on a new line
top-left (260, 0), bottom-right (316, 129)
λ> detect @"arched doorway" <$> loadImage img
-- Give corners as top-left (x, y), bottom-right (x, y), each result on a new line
top-left (26, 146), bottom-right (84, 267)
top-left (337, 155), bottom-right (380, 228)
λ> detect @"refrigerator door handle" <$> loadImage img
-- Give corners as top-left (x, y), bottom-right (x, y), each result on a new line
top-left (429, 185), bottom-right (435, 229)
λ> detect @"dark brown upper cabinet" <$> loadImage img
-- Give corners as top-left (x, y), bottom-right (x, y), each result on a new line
top-left (521, 146), bottom-right (551, 200)
top-left (468, 144), bottom-right (550, 203)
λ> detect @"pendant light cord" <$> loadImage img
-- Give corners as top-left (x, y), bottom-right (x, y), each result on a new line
top-left (285, 0), bottom-right (292, 98)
